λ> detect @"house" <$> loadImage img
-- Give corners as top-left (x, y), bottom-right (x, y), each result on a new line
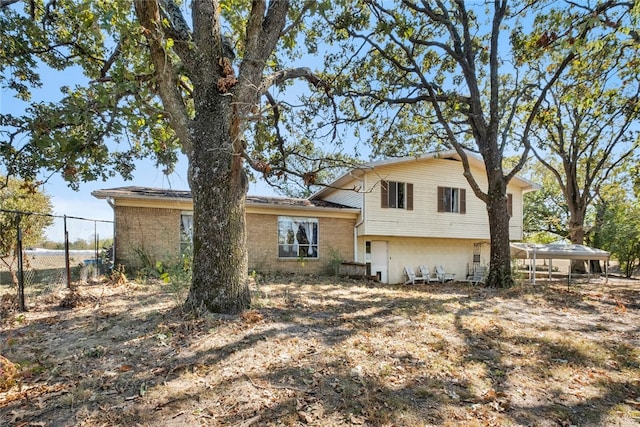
top-left (92, 150), bottom-right (537, 283)
top-left (309, 150), bottom-right (536, 283)
top-left (91, 187), bottom-right (360, 276)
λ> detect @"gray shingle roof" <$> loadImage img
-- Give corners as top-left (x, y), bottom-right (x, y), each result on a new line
top-left (92, 186), bottom-right (356, 209)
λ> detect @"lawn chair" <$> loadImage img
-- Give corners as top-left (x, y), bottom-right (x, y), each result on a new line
top-left (435, 265), bottom-right (456, 283)
top-left (419, 265), bottom-right (440, 283)
top-left (465, 266), bottom-right (486, 285)
top-left (404, 265), bottom-right (426, 285)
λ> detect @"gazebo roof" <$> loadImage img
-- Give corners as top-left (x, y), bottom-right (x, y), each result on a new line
top-left (510, 242), bottom-right (610, 261)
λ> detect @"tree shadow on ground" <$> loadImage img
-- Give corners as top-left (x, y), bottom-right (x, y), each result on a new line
top-left (453, 298), bottom-right (640, 426)
top-left (1, 278), bottom-right (639, 426)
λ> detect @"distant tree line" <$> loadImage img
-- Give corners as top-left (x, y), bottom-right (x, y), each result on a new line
top-left (38, 237), bottom-right (114, 251)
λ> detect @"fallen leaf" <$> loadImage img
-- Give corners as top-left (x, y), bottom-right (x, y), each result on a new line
top-left (625, 400), bottom-right (640, 409)
top-left (483, 389), bottom-right (497, 401)
top-left (349, 413), bottom-right (365, 424)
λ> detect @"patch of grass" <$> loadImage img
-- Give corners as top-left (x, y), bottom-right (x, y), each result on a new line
top-left (60, 384), bottom-right (96, 408)
top-left (84, 345), bottom-right (107, 359)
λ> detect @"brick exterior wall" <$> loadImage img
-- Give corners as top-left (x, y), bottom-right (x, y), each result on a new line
top-left (114, 206), bottom-right (182, 269)
top-left (114, 205), bottom-right (356, 275)
top-left (246, 213), bottom-right (356, 275)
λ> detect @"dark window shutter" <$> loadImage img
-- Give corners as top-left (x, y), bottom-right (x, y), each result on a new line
top-left (460, 188), bottom-right (466, 214)
top-left (437, 186), bottom-right (444, 212)
top-left (507, 193), bottom-right (513, 217)
top-left (407, 183), bottom-right (413, 210)
top-left (381, 180), bottom-right (388, 208)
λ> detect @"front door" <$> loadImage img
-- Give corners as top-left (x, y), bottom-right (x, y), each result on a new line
top-left (371, 241), bottom-right (389, 284)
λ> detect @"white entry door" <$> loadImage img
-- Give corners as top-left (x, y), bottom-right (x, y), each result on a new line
top-left (371, 241), bottom-right (389, 284)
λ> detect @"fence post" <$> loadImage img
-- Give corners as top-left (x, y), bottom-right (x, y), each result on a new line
top-left (64, 215), bottom-right (71, 288)
top-left (94, 221), bottom-right (99, 277)
top-left (16, 214), bottom-right (26, 312)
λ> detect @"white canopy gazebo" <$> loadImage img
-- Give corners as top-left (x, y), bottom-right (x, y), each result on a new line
top-left (510, 242), bottom-right (610, 284)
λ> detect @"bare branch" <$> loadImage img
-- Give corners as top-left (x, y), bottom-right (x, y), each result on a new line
top-left (157, 0), bottom-right (196, 69)
top-left (0, 0), bottom-right (20, 9)
top-left (99, 41), bottom-right (121, 79)
top-left (258, 67), bottom-right (328, 97)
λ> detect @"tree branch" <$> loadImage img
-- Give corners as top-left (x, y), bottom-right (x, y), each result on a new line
top-left (133, 0), bottom-right (192, 154)
top-left (0, 0), bottom-right (20, 9)
top-left (280, 0), bottom-right (314, 36)
top-left (258, 67), bottom-right (328, 97)
top-left (236, 0), bottom-right (289, 115)
top-left (99, 41), bottom-right (121, 79)
top-left (157, 0), bottom-right (196, 70)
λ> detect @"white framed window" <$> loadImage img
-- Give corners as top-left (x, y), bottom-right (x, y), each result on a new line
top-left (278, 216), bottom-right (319, 259)
top-left (438, 187), bottom-right (466, 214)
top-left (381, 180), bottom-right (414, 210)
top-left (180, 212), bottom-right (193, 255)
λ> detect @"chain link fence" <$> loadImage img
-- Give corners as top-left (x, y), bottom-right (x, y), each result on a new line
top-left (0, 209), bottom-right (113, 311)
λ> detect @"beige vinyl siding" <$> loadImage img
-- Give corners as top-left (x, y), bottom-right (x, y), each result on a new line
top-left (320, 181), bottom-right (363, 208)
top-left (356, 235), bottom-right (490, 284)
top-left (361, 158), bottom-right (526, 240)
top-left (508, 189), bottom-right (525, 240)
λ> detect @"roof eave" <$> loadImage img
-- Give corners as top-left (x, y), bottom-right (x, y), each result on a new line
top-left (311, 149), bottom-right (539, 197)
top-left (91, 189), bottom-right (189, 203)
top-left (245, 200), bottom-right (360, 214)
top-left (92, 188), bottom-right (360, 214)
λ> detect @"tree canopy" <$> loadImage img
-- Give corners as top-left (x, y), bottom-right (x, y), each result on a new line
top-left (0, 1), bottom-right (360, 191)
top-left (0, 0), bottom-right (353, 313)
top-left (522, 161), bottom-right (568, 242)
top-left (0, 0), bottom-right (167, 187)
top-left (0, 176), bottom-right (53, 286)
top-left (313, 0), bottom-right (638, 287)
top-left (526, 2), bottom-right (640, 252)
top-left (596, 183), bottom-right (640, 277)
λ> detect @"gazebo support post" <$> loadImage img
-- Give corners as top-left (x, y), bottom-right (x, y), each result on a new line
top-left (532, 251), bottom-right (536, 285)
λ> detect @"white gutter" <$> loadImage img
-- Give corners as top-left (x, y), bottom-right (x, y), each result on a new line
top-left (105, 197), bottom-right (117, 270)
top-left (105, 197), bottom-right (115, 209)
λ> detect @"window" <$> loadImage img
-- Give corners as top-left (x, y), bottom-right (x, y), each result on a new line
top-left (507, 193), bottom-right (513, 218)
top-left (381, 180), bottom-right (414, 210)
top-left (437, 187), bottom-right (466, 213)
top-left (180, 213), bottom-right (193, 255)
top-left (278, 216), bottom-right (319, 258)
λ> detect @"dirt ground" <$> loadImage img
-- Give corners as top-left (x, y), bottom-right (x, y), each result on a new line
top-left (1, 274), bottom-right (639, 426)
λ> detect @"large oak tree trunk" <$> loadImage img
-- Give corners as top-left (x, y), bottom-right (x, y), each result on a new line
top-left (184, 93), bottom-right (250, 314)
top-left (134, 0), bottom-right (289, 314)
top-left (568, 209), bottom-right (587, 273)
top-left (485, 177), bottom-right (514, 288)
top-left (565, 170), bottom-right (588, 273)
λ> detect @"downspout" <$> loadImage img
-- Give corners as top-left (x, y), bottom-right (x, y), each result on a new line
top-left (106, 197), bottom-right (117, 268)
top-left (352, 172), bottom-right (365, 263)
